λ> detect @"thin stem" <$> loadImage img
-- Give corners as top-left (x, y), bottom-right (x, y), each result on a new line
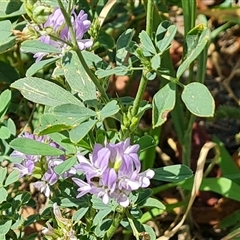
top-left (182, 114), bottom-right (195, 166)
top-left (131, 0), bottom-right (154, 117)
top-left (126, 210), bottom-right (140, 240)
top-left (57, 0), bottom-right (110, 102)
top-left (145, 0), bottom-right (154, 35)
top-left (131, 74), bottom-right (148, 117)
top-left (57, 0), bottom-right (77, 47)
top-left (104, 210), bottom-right (125, 240)
top-left (74, 50), bottom-right (110, 102)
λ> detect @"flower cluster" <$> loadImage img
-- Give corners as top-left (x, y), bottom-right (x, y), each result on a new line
top-left (72, 138), bottom-right (154, 207)
top-left (33, 7), bottom-right (93, 62)
top-left (11, 132), bottom-right (76, 197)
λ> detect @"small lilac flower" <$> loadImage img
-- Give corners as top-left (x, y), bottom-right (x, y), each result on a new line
top-left (33, 181), bottom-right (51, 197)
top-left (33, 7), bottom-right (93, 61)
top-left (73, 138), bottom-right (155, 207)
top-left (11, 132), bottom-right (76, 198)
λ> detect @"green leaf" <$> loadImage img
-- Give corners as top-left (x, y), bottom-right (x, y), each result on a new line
top-left (26, 57), bottom-right (59, 77)
top-left (0, 167), bottom-right (7, 185)
top-left (4, 170), bottom-right (19, 187)
top-left (116, 28), bottom-right (135, 65)
top-left (152, 82), bottom-right (176, 128)
top-left (134, 135), bottom-right (156, 152)
top-left (213, 136), bottom-right (240, 184)
top-left (70, 119), bottom-right (97, 143)
top-left (35, 123), bottom-right (72, 135)
top-left (0, 187), bottom-right (7, 203)
top-left (62, 51), bottom-right (96, 101)
top-left (23, 214), bottom-right (39, 227)
top-left (91, 195), bottom-right (114, 210)
top-left (139, 30), bottom-right (156, 55)
top-left (60, 197), bottom-right (89, 208)
top-left (155, 20), bottom-right (177, 53)
top-left (0, 89), bottom-right (11, 118)
top-left (96, 66), bottom-right (128, 78)
top-left (142, 224), bottom-right (156, 240)
top-left (82, 51), bottom-right (104, 68)
top-left (11, 77), bottom-right (82, 106)
top-left (99, 100), bottom-right (120, 120)
top-left (0, 36), bottom-right (15, 53)
top-left (21, 40), bottom-right (61, 54)
top-left (134, 189), bottom-right (153, 205)
top-left (181, 82), bottom-right (215, 117)
top-left (140, 208), bottom-right (165, 224)
top-left (219, 209), bottom-right (240, 228)
top-left (0, 20), bottom-right (12, 40)
top-left (6, 118), bottom-right (16, 136)
top-left (0, 125), bottom-right (11, 139)
top-left (0, 0), bottom-right (25, 19)
top-left (49, 132), bottom-right (77, 155)
top-left (54, 156), bottom-right (77, 175)
top-left (181, 177), bottom-right (240, 202)
top-left (177, 25), bottom-right (210, 78)
top-left (153, 164), bottom-right (193, 182)
top-left (52, 104), bottom-right (96, 118)
top-left (72, 207), bottom-right (89, 222)
top-left (97, 30), bottom-right (115, 50)
top-left (151, 54), bottom-right (161, 70)
top-left (93, 209), bottom-right (112, 226)
top-left (10, 138), bottom-right (64, 156)
top-left (14, 192), bottom-right (31, 205)
top-left (35, 112), bottom-right (89, 135)
top-left (0, 61), bottom-right (19, 84)
top-left (11, 215), bottom-right (24, 230)
top-left (0, 220), bottom-right (12, 234)
top-left (142, 197), bottom-right (165, 210)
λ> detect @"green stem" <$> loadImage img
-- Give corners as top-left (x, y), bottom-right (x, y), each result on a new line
top-left (104, 210), bottom-right (125, 240)
top-left (131, 74), bottom-right (148, 117)
top-left (181, 0), bottom-right (197, 167)
top-left (145, 0), bottom-right (154, 35)
top-left (75, 50), bottom-right (110, 102)
top-left (131, 0), bottom-right (154, 117)
top-left (182, 114), bottom-right (195, 166)
top-left (126, 210), bottom-right (140, 240)
top-left (57, 0), bottom-right (110, 102)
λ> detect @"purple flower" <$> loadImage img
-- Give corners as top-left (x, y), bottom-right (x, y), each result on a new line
top-left (11, 132), bottom-right (76, 197)
top-left (34, 7), bottom-right (93, 61)
top-left (73, 138), bottom-right (155, 207)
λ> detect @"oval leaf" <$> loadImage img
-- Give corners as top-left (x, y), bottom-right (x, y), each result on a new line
top-left (10, 138), bottom-right (64, 156)
top-left (154, 164), bottom-right (193, 182)
top-left (62, 51), bottom-right (96, 101)
top-left (54, 156), bottom-right (77, 175)
top-left (26, 57), bottom-right (59, 77)
top-left (181, 82), bottom-right (215, 117)
top-left (142, 197), bottom-right (165, 210)
top-left (11, 77), bottom-right (82, 106)
top-left (177, 26), bottom-right (210, 78)
top-left (99, 100), bottom-right (120, 120)
top-left (70, 119), bottom-right (97, 144)
top-left (4, 170), bottom-right (19, 187)
top-left (21, 40), bottom-right (61, 54)
top-left (152, 82), bottom-right (176, 128)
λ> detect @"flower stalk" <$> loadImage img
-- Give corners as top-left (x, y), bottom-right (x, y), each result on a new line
top-left (104, 209), bottom-right (125, 240)
top-left (131, 0), bottom-right (154, 117)
top-left (57, 0), bottom-right (110, 103)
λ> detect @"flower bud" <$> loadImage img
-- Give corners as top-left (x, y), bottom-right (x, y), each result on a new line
top-left (129, 116), bottom-right (139, 132)
top-left (32, 5), bottom-right (54, 24)
top-left (23, 0), bottom-right (38, 18)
